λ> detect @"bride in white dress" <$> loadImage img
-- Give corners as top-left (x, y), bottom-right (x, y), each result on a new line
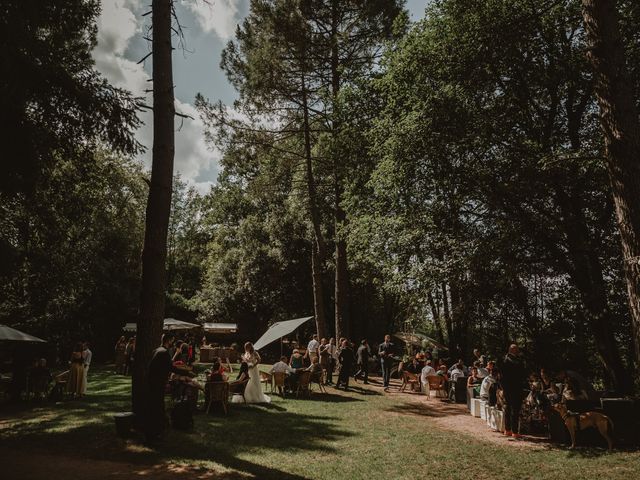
top-left (240, 342), bottom-right (271, 404)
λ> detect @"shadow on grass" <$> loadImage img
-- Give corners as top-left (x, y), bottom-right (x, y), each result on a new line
top-left (0, 367), bottom-right (352, 479)
top-left (384, 399), bottom-right (467, 418)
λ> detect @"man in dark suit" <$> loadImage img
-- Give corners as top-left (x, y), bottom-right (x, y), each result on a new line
top-left (378, 334), bottom-right (395, 391)
top-left (337, 339), bottom-right (355, 390)
top-left (500, 343), bottom-right (527, 438)
top-left (145, 333), bottom-right (192, 443)
top-left (354, 340), bottom-right (371, 384)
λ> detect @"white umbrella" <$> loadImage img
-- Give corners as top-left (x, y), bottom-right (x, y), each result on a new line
top-left (0, 324), bottom-right (46, 343)
top-left (203, 323), bottom-right (237, 333)
top-left (122, 318), bottom-right (200, 332)
top-left (253, 316), bottom-right (313, 351)
top-left (163, 318), bottom-right (199, 331)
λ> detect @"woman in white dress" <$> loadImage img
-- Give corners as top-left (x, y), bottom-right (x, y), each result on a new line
top-left (241, 342), bottom-right (271, 403)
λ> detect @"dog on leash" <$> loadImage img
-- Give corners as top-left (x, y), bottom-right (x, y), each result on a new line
top-left (553, 403), bottom-right (614, 451)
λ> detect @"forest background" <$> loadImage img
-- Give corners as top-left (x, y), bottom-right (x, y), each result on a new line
top-left (2, 0), bottom-right (640, 394)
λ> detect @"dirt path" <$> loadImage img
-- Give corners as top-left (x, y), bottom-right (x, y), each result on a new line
top-left (363, 376), bottom-right (551, 450)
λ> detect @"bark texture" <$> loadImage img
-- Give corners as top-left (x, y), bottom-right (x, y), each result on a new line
top-left (132, 0), bottom-right (175, 416)
top-left (582, 0), bottom-right (640, 367)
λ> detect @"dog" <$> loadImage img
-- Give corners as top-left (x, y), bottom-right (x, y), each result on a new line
top-left (553, 403), bottom-right (614, 451)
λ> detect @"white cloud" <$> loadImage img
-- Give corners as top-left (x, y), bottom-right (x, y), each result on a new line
top-left (182, 0), bottom-right (242, 39)
top-left (93, 0), bottom-right (221, 191)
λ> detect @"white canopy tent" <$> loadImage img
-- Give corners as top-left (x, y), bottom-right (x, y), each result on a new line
top-left (203, 322), bottom-right (237, 334)
top-left (253, 316), bottom-right (314, 351)
top-left (0, 324), bottom-right (46, 343)
top-left (123, 318), bottom-right (200, 332)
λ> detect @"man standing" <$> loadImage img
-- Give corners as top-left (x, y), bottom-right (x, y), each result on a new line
top-left (326, 338), bottom-right (337, 385)
top-left (354, 340), bottom-right (371, 384)
top-left (306, 334), bottom-right (320, 365)
top-left (145, 334), bottom-right (191, 443)
top-left (337, 339), bottom-right (354, 390)
top-left (500, 344), bottom-right (527, 438)
top-left (82, 342), bottom-right (92, 395)
top-left (378, 334), bottom-right (395, 392)
top-left (420, 360), bottom-right (436, 394)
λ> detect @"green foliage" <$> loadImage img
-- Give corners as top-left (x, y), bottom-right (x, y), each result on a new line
top-left (343, 0), bottom-right (634, 386)
top-left (0, 0), bottom-right (141, 196)
top-left (0, 152), bottom-right (147, 356)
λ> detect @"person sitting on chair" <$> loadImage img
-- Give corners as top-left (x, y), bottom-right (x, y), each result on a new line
top-left (406, 357), bottom-right (421, 375)
top-left (467, 366), bottom-right (482, 387)
top-left (306, 356), bottom-right (323, 385)
top-left (479, 369), bottom-right (498, 401)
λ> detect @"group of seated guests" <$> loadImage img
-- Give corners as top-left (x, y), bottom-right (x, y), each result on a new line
top-left (269, 351), bottom-right (323, 392)
top-left (403, 353), bottom-right (490, 397)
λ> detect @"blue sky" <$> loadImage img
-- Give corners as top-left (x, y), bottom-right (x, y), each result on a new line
top-left (94, 0), bottom-right (431, 192)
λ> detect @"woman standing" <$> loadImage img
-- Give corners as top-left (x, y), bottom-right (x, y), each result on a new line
top-left (114, 336), bottom-right (127, 374)
top-left (241, 342), bottom-right (271, 403)
top-left (124, 337), bottom-right (135, 375)
top-left (319, 338), bottom-right (330, 384)
top-left (67, 343), bottom-right (85, 398)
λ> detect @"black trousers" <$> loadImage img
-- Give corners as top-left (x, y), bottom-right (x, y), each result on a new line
top-left (355, 363), bottom-right (369, 382)
top-left (337, 364), bottom-right (351, 388)
top-left (503, 389), bottom-right (524, 433)
top-left (327, 358), bottom-right (336, 383)
top-left (145, 384), bottom-right (167, 441)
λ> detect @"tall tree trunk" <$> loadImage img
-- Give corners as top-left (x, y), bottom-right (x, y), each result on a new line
top-left (441, 282), bottom-right (453, 350)
top-left (554, 185), bottom-right (630, 392)
top-left (301, 75), bottom-right (327, 339)
top-left (427, 290), bottom-right (444, 344)
top-left (582, 0), bottom-right (640, 366)
top-left (132, 0), bottom-right (175, 416)
top-left (330, 0), bottom-right (349, 340)
top-left (334, 187), bottom-right (349, 340)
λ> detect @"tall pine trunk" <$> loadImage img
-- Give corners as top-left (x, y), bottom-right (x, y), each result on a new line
top-left (132, 0), bottom-right (175, 416)
top-left (331, 0), bottom-right (349, 340)
top-left (582, 0), bottom-right (640, 368)
top-left (302, 75), bottom-right (327, 339)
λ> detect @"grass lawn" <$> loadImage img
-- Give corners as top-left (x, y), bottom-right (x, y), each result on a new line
top-left (1, 366), bottom-right (639, 479)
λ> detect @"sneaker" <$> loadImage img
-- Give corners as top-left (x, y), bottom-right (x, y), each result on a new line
top-left (504, 430), bottom-right (513, 437)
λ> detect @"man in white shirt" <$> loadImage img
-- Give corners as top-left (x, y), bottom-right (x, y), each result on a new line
top-left (325, 338), bottom-right (337, 384)
top-left (82, 341), bottom-right (92, 394)
top-left (479, 372), bottom-right (497, 401)
top-left (270, 356), bottom-right (293, 375)
top-left (450, 362), bottom-right (466, 383)
top-left (421, 360), bottom-right (436, 393)
top-left (475, 361), bottom-right (489, 379)
top-left (306, 334), bottom-right (320, 363)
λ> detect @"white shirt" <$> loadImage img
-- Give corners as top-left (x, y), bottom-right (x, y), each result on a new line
top-left (326, 343), bottom-right (338, 360)
top-left (477, 367), bottom-right (489, 379)
top-left (270, 361), bottom-right (292, 375)
top-left (420, 365), bottom-right (436, 384)
top-left (307, 339), bottom-right (319, 354)
top-left (450, 367), bottom-right (465, 382)
top-left (479, 375), bottom-right (497, 399)
top-left (83, 348), bottom-right (92, 367)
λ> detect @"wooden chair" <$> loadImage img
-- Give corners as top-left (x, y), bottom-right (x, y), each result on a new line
top-left (310, 370), bottom-right (326, 393)
top-left (426, 375), bottom-right (447, 399)
top-left (229, 378), bottom-right (249, 403)
top-left (205, 381), bottom-right (229, 414)
top-left (260, 371), bottom-right (273, 393)
top-left (273, 372), bottom-right (287, 398)
top-left (297, 371), bottom-right (312, 399)
top-left (400, 371), bottom-right (420, 393)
